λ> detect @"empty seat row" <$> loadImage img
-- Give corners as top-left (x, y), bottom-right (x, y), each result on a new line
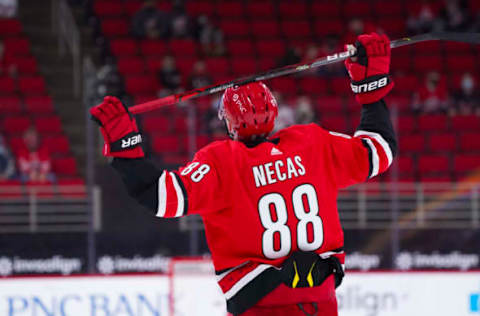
top-left (0, 76), bottom-right (47, 95)
top-left (0, 95), bottom-right (53, 114)
top-left (1, 115), bottom-right (63, 135)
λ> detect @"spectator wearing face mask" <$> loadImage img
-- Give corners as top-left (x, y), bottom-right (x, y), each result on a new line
top-left (451, 73), bottom-right (480, 116)
top-left (295, 96), bottom-right (316, 125)
top-left (157, 55), bottom-right (182, 96)
top-left (188, 61), bottom-right (212, 90)
top-left (412, 71), bottom-right (449, 114)
top-left (17, 127), bottom-right (54, 183)
top-left (131, 0), bottom-right (171, 40)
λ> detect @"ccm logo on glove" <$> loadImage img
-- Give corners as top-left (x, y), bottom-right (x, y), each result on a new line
top-left (351, 76), bottom-right (389, 94)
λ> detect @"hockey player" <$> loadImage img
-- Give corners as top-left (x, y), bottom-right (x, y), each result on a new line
top-left (90, 33), bottom-right (396, 316)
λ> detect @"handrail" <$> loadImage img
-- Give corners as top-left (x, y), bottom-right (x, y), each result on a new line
top-left (52, 0), bottom-right (81, 96)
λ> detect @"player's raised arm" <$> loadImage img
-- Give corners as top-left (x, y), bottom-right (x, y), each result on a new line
top-left (90, 97), bottom-right (227, 218)
top-left (323, 33), bottom-right (397, 188)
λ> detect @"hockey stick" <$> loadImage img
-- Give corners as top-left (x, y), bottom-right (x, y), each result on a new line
top-left (130, 32), bottom-right (480, 114)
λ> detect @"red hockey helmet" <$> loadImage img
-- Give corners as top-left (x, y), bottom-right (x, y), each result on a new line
top-left (218, 82), bottom-right (278, 141)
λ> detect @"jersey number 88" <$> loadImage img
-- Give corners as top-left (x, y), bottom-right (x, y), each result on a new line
top-left (258, 184), bottom-right (324, 259)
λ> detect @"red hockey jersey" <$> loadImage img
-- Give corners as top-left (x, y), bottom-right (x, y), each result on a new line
top-left (153, 122), bottom-right (393, 309)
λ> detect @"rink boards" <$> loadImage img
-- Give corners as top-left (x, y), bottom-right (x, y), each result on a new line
top-left (0, 270), bottom-right (479, 316)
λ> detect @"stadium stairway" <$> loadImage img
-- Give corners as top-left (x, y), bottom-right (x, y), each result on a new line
top-left (17, 0), bottom-right (102, 175)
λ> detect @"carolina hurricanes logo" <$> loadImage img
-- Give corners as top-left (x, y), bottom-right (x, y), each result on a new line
top-left (233, 94), bottom-right (247, 113)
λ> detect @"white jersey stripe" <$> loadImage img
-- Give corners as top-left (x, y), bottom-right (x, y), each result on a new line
top-left (354, 130), bottom-right (393, 167)
top-left (156, 171), bottom-right (167, 217)
top-left (170, 172), bottom-right (185, 217)
top-left (224, 264), bottom-right (273, 300)
top-left (216, 261), bottom-right (249, 282)
top-left (363, 138), bottom-right (379, 178)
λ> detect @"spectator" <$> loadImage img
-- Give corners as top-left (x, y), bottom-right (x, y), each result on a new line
top-left (317, 34), bottom-right (345, 77)
top-left (170, 0), bottom-right (192, 38)
top-left (188, 61), bottom-right (212, 90)
top-left (344, 18), bottom-right (376, 44)
top-left (157, 55), bottom-right (182, 96)
top-left (206, 97), bottom-right (226, 137)
top-left (412, 71), bottom-right (449, 114)
top-left (277, 47), bottom-right (302, 68)
top-left (437, 0), bottom-right (472, 32)
top-left (17, 127), bottom-right (53, 183)
top-left (0, 0), bottom-right (17, 17)
top-left (196, 15), bottom-right (226, 56)
top-left (96, 60), bottom-right (125, 101)
top-left (273, 92), bottom-right (295, 132)
top-left (407, 0), bottom-right (437, 34)
top-left (295, 96), bottom-right (316, 125)
top-left (451, 73), bottom-right (480, 116)
top-left (131, 0), bottom-right (170, 39)
top-left (0, 135), bottom-right (15, 181)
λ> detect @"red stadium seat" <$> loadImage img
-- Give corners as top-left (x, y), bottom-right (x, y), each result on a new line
top-left (35, 116), bottom-right (62, 134)
top-left (319, 116), bottom-right (348, 132)
top-left (278, 2), bottom-right (307, 18)
top-left (250, 21), bottom-right (280, 39)
top-left (43, 135), bottom-right (70, 155)
top-left (53, 157), bottom-right (78, 177)
top-left (310, 2), bottom-right (341, 18)
top-left (396, 116), bottom-right (416, 134)
top-left (174, 57), bottom-right (195, 76)
top-left (444, 42), bottom-right (473, 55)
top-left (110, 39), bottom-right (138, 56)
top-left (400, 135), bottom-right (425, 152)
top-left (227, 39), bottom-right (255, 56)
top-left (217, 2), bottom-right (245, 17)
top-left (299, 77), bottom-right (328, 95)
top-left (125, 75), bottom-right (158, 94)
top-left (8, 136), bottom-right (25, 154)
top-left (186, 1), bottom-right (215, 16)
top-left (219, 20), bottom-right (250, 37)
top-left (18, 76), bottom-right (46, 95)
top-left (330, 78), bottom-right (350, 95)
top-left (12, 56), bottom-right (37, 74)
top-left (281, 21), bottom-right (311, 39)
top-left (451, 115), bottom-right (480, 131)
top-left (413, 55), bottom-right (444, 72)
top-left (395, 155), bottom-right (415, 174)
top-left (313, 20), bottom-right (343, 36)
top-left (2, 116), bottom-right (31, 134)
top-left (0, 19), bottom-right (22, 36)
top-left (152, 136), bottom-right (182, 153)
top-left (343, 1), bottom-right (372, 17)
top-left (417, 115), bottom-right (447, 131)
top-left (205, 58), bottom-right (230, 75)
top-left (144, 58), bottom-right (163, 74)
top-left (269, 77), bottom-right (298, 95)
top-left (391, 56), bottom-right (412, 73)
top-left (257, 57), bottom-right (276, 71)
top-left (246, 2), bottom-right (275, 17)
top-left (169, 40), bottom-right (197, 56)
top-left (377, 17), bottom-right (405, 36)
top-left (124, 1), bottom-right (143, 17)
top-left (231, 58), bottom-right (257, 76)
top-left (173, 117), bottom-right (187, 133)
top-left (93, 0), bottom-right (124, 17)
top-left (140, 40), bottom-right (168, 56)
top-left (460, 133), bottom-right (480, 152)
top-left (446, 55), bottom-right (476, 72)
top-left (0, 96), bottom-right (22, 114)
top-left (4, 38), bottom-right (30, 55)
top-left (385, 96), bottom-right (411, 113)
top-left (317, 96), bottom-right (344, 112)
top-left (0, 77), bottom-right (16, 93)
top-left (117, 57), bottom-right (145, 75)
top-left (24, 96), bottom-right (54, 113)
top-left (142, 116), bottom-right (170, 134)
top-left (414, 41), bottom-right (443, 55)
top-left (429, 134), bottom-right (456, 152)
top-left (374, 1), bottom-right (404, 15)
top-left (454, 155), bottom-right (480, 172)
top-left (101, 19), bottom-right (128, 37)
top-left (395, 75), bottom-right (419, 93)
top-left (418, 155), bottom-right (450, 174)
